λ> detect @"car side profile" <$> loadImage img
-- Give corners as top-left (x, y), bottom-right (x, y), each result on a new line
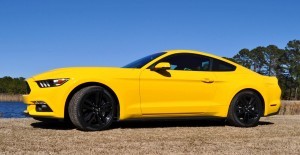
top-left (23, 50), bottom-right (281, 131)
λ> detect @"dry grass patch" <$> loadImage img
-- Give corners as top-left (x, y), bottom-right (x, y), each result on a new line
top-left (0, 116), bottom-right (300, 154)
top-left (0, 94), bottom-right (22, 102)
top-left (280, 100), bottom-right (300, 115)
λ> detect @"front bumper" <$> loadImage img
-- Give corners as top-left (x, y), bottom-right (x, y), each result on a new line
top-left (23, 78), bottom-right (71, 119)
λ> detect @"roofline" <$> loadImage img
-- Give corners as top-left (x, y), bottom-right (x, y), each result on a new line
top-left (163, 49), bottom-right (235, 64)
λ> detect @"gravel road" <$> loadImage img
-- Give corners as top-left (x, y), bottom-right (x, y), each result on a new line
top-left (0, 115), bottom-right (300, 154)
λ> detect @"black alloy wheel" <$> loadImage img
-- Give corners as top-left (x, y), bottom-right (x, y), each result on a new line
top-left (69, 86), bottom-right (116, 131)
top-left (227, 91), bottom-right (263, 127)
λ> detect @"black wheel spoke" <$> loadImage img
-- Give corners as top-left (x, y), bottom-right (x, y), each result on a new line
top-left (100, 114), bottom-right (107, 124)
top-left (82, 109), bottom-right (90, 115)
top-left (87, 113), bottom-right (96, 124)
top-left (243, 113), bottom-right (249, 123)
top-left (248, 97), bottom-right (256, 107)
top-left (95, 90), bottom-right (103, 106)
top-left (85, 100), bottom-right (94, 107)
top-left (237, 110), bottom-right (244, 117)
top-left (235, 108), bottom-right (242, 117)
top-left (95, 114), bottom-right (102, 124)
top-left (241, 97), bottom-right (248, 106)
top-left (84, 112), bottom-right (93, 122)
top-left (83, 103), bottom-right (93, 110)
top-left (101, 102), bottom-right (112, 112)
top-left (248, 109), bottom-right (258, 118)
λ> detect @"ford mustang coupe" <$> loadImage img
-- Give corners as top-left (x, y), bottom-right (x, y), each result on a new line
top-left (23, 50), bottom-right (281, 131)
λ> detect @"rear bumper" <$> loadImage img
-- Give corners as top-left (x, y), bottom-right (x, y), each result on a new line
top-left (263, 76), bottom-right (281, 116)
top-left (264, 100), bottom-right (281, 116)
top-left (266, 106), bottom-right (280, 117)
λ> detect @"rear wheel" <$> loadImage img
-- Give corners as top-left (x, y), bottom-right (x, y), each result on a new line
top-left (227, 91), bottom-right (263, 127)
top-left (68, 86), bottom-right (116, 131)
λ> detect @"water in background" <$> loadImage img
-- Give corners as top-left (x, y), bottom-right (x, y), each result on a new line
top-left (0, 102), bottom-right (28, 118)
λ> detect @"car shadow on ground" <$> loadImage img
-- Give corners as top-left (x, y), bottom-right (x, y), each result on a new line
top-left (30, 118), bottom-right (274, 130)
top-left (258, 121), bottom-right (274, 126)
top-left (31, 120), bottom-right (75, 130)
top-left (112, 118), bottom-right (227, 129)
top-left (111, 118), bottom-right (274, 129)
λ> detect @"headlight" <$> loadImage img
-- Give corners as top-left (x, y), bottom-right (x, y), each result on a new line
top-left (36, 78), bottom-right (69, 88)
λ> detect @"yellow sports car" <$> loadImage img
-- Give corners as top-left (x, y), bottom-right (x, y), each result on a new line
top-left (23, 50), bottom-right (281, 131)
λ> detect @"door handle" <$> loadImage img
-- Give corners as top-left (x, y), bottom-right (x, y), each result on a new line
top-left (201, 78), bottom-right (214, 83)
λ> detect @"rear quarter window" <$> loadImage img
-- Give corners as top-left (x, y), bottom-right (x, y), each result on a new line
top-left (212, 59), bottom-right (236, 71)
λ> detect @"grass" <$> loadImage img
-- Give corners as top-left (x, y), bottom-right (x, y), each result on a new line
top-left (0, 94), bottom-right (22, 102)
top-left (0, 116), bottom-right (300, 154)
top-left (280, 100), bottom-right (300, 115)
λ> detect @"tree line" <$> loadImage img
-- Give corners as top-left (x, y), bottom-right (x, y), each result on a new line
top-left (0, 40), bottom-right (299, 99)
top-left (0, 76), bottom-right (26, 94)
top-left (227, 39), bottom-right (300, 100)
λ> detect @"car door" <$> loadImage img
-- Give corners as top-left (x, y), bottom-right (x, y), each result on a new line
top-left (139, 53), bottom-right (217, 115)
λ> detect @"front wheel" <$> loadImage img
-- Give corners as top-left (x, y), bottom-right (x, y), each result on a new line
top-left (227, 91), bottom-right (263, 127)
top-left (68, 86), bottom-right (116, 131)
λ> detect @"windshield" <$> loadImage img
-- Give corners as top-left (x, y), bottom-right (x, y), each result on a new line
top-left (123, 52), bottom-right (165, 68)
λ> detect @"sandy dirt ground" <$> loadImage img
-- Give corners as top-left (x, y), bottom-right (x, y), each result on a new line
top-left (0, 115), bottom-right (300, 154)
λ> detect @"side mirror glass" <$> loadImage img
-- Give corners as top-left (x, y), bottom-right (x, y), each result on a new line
top-left (152, 62), bottom-right (171, 71)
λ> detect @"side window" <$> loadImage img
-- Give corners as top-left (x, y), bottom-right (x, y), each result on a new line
top-left (212, 59), bottom-right (236, 71)
top-left (153, 53), bottom-right (211, 71)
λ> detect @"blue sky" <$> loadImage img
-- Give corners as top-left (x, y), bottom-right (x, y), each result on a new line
top-left (0, 0), bottom-right (299, 78)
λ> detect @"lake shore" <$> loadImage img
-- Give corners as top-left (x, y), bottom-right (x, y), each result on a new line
top-left (0, 94), bottom-right (23, 102)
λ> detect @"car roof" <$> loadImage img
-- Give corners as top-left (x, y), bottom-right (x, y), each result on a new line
top-left (164, 49), bottom-right (233, 64)
top-left (163, 49), bottom-right (259, 74)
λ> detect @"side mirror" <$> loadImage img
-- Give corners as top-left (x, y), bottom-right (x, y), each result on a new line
top-left (152, 62), bottom-right (171, 71)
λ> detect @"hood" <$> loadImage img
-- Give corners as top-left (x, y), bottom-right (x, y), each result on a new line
top-left (31, 67), bottom-right (134, 80)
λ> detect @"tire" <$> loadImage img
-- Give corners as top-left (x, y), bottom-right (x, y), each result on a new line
top-left (227, 90), bottom-right (263, 127)
top-left (68, 86), bottom-right (116, 131)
